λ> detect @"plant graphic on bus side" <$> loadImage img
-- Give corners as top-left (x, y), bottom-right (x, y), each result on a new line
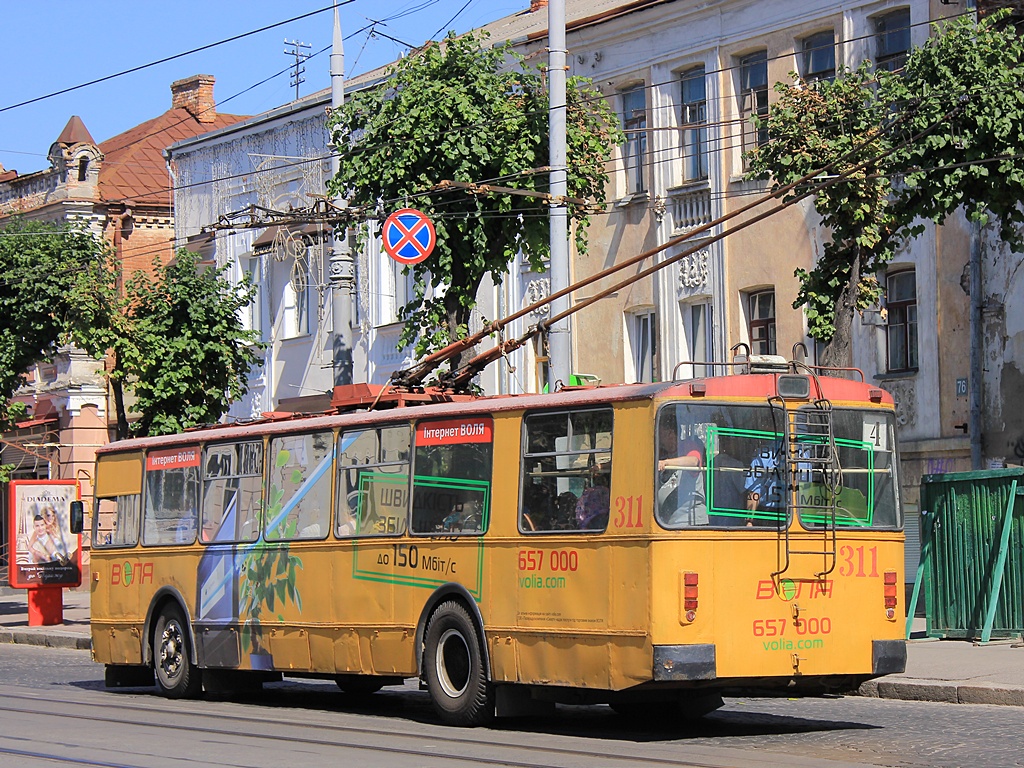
top-left (238, 447), bottom-right (304, 661)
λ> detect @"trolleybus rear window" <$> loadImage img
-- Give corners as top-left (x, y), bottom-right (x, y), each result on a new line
top-left (655, 403), bottom-right (900, 530)
top-left (797, 408), bottom-right (900, 530)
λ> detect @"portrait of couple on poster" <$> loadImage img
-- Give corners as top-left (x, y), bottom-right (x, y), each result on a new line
top-left (25, 503), bottom-right (71, 564)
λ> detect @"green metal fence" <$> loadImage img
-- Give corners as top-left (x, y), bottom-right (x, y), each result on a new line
top-left (907, 468), bottom-right (1024, 643)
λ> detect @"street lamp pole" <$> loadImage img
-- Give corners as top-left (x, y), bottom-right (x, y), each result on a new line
top-left (330, 1), bottom-right (354, 386)
top-left (547, 0), bottom-right (571, 390)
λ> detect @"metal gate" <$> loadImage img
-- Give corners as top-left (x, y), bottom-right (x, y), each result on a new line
top-left (908, 468), bottom-right (1024, 642)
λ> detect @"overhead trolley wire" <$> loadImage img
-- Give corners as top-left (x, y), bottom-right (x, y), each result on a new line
top-left (0, 3), bottom-right (355, 115)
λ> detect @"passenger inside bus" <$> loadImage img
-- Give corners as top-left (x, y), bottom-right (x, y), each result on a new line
top-left (657, 414), bottom-right (708, 526)
top-left (574, 465), bottom-right (610, 530)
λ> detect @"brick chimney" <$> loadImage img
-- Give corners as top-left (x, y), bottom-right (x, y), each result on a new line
top-left (170, 75), bottom-right (217, 124)
top-left (530, 0), bottom-right (548, 10)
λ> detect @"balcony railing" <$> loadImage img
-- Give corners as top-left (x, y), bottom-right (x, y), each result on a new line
top-left (668, 183), bottom-right (713, 235)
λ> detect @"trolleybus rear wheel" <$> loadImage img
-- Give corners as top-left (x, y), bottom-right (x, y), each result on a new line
top-left (423, 600), bottom-right (493, 726)
top-left (153, 604), bottom-right (202, 699)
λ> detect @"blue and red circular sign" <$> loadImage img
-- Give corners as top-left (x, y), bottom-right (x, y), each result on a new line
top-left (382, 208), bottom-right (436, 265)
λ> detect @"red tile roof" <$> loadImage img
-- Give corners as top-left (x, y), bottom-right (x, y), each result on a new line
top-left (98, 108), bottom-right (246, 207)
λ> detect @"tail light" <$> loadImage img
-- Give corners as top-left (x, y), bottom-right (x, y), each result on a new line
top-left (883, 570), bottom-right (898, 619)
top-left (683, 571), bottom-right (698, 622)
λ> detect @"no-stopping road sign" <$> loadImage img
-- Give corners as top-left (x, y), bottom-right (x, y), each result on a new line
top-left (382, 208), bottom-right (436, 265)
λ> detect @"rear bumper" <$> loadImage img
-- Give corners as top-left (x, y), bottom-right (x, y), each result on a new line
top-left (653, 644), bottom-right (717, 681)
top-left (872, 639), bottom-right (907, 675)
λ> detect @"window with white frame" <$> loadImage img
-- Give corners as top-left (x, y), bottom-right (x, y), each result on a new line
top-left (241, 255), bottom-right (262, 336)
top-left (885, 270), bottom-right (917, 372)
top-left (874, 9), bottom-right (910, 73)
top-left (738, 51), bottom-right (769, 160)
top-left (681, 300), bottom-right (713, 378)
top-left (628, 310), bottom-right (656, 383)
top-left (621, 85), bottom-right (647, 195)
top-left (747, 290), bottom-right (776, 356)
top-left (680, 66), bottom-right (708, 182)
top-left (802, 30), bottom-right (836, 84)
top-left (282, 253), bottom-right (310, 338)
top-left (387, 257), bottom-right (412, 325)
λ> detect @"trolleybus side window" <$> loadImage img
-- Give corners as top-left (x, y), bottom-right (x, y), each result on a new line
top-left (337, 424), bottom-right (411, 537)
top-left (201, 441), bottom-right (264, 543)
top-left (266, 431), bottom-right (334, 541)
top-left (411, 416), bottom-right (493, 535)
top-left (656, 404), bottom-right (785, 529)
top-left (93, 494), bottom-right (141, 548)
top-left (143, 447), bottom-right (200, 546)
top-left (520, 408), bottom-right (613, 533)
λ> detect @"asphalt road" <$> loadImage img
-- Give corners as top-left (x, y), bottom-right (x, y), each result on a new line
top-left (1, 644), bottom-right (1022, 768)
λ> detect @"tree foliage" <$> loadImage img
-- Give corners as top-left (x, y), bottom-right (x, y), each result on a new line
top-left (748, 13), bottom-right (1024, 363)
top-left (327, 31), bottom-right (621, 363)
top-left (0, 220), bottom-right (103, 425)
top-left (72, 249), bottom-right (262, 438)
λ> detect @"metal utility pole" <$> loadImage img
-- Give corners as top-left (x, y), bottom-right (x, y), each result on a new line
top-left (547, 0), bottom-right (571, 391)
top-left (330, 4), bottom-right (354, 386)
top-left (284, 39), bottom-right (312, 100)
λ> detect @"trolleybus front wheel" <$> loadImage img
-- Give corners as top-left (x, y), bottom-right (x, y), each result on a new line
top-left (153, 604), bottom-right (202, 699)
top-left (423, 600), bottom-right (493, 726)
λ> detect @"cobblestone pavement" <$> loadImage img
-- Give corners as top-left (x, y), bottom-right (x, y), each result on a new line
top-left (3, 643), bottom-right (1022, 768)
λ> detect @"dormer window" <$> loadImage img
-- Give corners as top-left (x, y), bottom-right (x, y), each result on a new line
top-left (78, 157), bottom-right (89, 181)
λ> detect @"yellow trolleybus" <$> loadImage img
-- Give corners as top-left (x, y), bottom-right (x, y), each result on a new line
top-left (81, 359), bottom-right (905, 725)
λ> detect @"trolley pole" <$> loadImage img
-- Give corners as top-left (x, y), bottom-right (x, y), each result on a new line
top-left (547, 0), bottom-right (571, 390)
top-left (330, 2), bottom-right (354, 386)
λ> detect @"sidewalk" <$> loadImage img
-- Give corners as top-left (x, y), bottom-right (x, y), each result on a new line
top-left (2, 588), bottom-right (1023, 706)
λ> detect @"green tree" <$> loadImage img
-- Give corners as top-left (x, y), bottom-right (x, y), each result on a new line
top-left (327, 31), bottom-right (621, 367)
top-left (72, 249), bottom-right (262, 438)
top-left (748, 13), bottom-right (1024, 365)
top-left (0, 220), bottom-right (104, 423)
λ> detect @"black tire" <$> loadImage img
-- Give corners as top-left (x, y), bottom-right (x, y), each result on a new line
top-left (422, 600), bottom-right (493, 726)
top-left (335, 674), bottom-right (386, 696)
top-left (153, 604), bottom-right (202, 699)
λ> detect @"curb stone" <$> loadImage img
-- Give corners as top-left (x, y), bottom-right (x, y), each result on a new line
top-left (858, 677), bottom-right (1024, 707)
top-left (0, 629), bottom-right (91, 651)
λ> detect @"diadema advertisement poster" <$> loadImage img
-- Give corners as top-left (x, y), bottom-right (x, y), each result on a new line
top-left (8, 480), bottom-right (81, 588)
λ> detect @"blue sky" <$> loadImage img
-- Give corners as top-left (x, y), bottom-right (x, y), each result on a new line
top-left (0, 0), bottom-right (526, 175)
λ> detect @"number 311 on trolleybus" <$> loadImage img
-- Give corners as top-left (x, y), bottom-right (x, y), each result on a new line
top-left (73, 356), bottom-right (905, 726)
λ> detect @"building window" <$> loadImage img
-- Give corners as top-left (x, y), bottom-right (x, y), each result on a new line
top-left (629, 310), bottom-right (656, 383)
top-left (681, 301), bottom-right (713, 378)
top-left (875, 9), bottom-right (911, 73)
top-left (242, 255), bottom-right (262, 336)
top-left (77, 157), bottom-right (89, 182)
top-left (621, 85), bottom-right (647, 194)
top-left (283, 255), bottom-right (310, 338)
top-left (886, 270), bottom-right (918, 372)
top-left (739, 51), bottom-right (769, 159)
top-left (748, 290), bottom-right (777, 356)
top-left (680, 67), bottom-right (708, 182)
top-left (802, 31), bottom-right (836, 84)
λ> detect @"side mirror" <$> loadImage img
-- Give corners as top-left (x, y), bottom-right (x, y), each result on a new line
top-left (69, 500), bottom-right (84, 534)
